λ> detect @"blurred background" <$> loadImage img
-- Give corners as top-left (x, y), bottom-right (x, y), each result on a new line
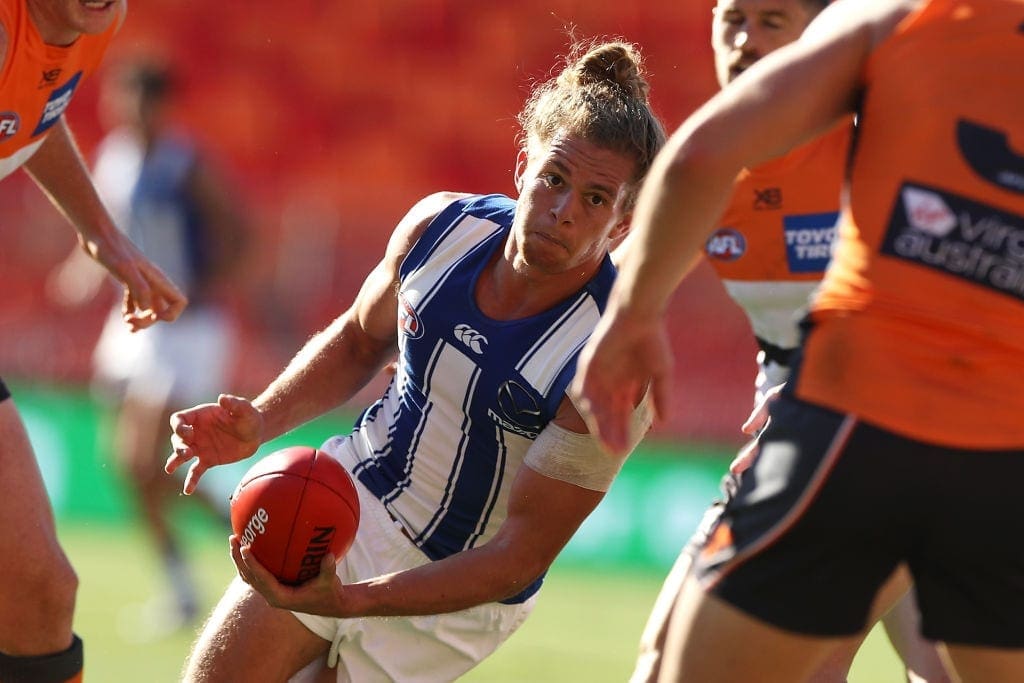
top-left (0, 2), bottom-right (903, 680)
top-left (1, 0), bottom-right (757, 439)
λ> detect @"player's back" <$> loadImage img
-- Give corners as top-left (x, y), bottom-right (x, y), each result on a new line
top-left (797, 0), bottom-right (1024, 447)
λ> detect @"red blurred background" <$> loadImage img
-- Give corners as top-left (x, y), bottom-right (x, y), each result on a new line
top-left (0, 1), bottom-right (757, 443)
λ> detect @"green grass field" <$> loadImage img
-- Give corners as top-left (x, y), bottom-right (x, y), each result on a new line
top-left (63, 519), bottom-right (906, 682)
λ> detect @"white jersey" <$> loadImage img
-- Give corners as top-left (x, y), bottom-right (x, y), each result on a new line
top-left (326, 194), bottom-right (616, 603)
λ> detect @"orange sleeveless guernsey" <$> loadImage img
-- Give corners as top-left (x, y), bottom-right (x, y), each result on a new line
top-left (0, 0), bottom-right (119, 178)
top-left (796, 0), bottom-right (1024, 448)
top-left (705, 120), bottom-right (852, 350)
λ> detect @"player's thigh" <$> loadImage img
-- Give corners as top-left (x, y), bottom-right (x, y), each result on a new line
top-left (0, 398), bottom-right (65, 568)
top-left (660, 574), bottom-right (851, 683)
top-left (632, 489), bottom-right (734, 683)
top-left (696, 396), bottom-right (904, 636)
top-left (944, 643), bottom-right (1024, 683)
top-left (185, 576), bottom-right (328, 683)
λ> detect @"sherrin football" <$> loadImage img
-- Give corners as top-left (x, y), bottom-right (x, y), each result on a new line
top-left (229, 446), bottom-right (360, 585)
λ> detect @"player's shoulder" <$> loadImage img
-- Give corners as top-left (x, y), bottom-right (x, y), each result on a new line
top-left (383, 192), bottom-right (475, 270)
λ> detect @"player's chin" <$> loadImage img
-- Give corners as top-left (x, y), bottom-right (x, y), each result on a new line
top-left (74, 0), bottom-right (121, 32)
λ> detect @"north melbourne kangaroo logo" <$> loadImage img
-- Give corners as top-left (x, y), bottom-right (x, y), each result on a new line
top-left (454, 324), bottom-right (487, 354)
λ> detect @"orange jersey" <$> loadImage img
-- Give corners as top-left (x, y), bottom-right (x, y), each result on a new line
top-left (796, 0), bottom-right (1024, 448)
top-left (704, 120), bottom-right (851, 350)
top-left (0, 0), bottom-right (119, 178)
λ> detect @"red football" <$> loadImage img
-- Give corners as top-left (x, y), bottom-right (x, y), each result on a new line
top-left (230, 446), bottom-right (360, 585)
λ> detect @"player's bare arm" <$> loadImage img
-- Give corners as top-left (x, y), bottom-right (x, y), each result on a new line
top-left (22, 117), bottom-right (187, 329)
top-left (234, 448), bottom-right (605, 619)
top-left (574, 0), bottom-right (914, 454)
top-left (167, 192), bottom-right (471, 492)
top-left (233, 394), bottom-right (645, 617)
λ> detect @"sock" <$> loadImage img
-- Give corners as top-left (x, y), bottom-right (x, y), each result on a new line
top-left (0, 634), bottom-right (83, 683)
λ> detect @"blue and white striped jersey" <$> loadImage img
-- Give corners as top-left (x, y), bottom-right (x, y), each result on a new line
top-left (336, 194), bottom-right (616, 602)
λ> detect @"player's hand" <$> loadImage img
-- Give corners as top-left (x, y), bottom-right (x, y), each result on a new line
top-left (83, 232), bottom-right (188, 331)
top-left (231, 535), bottom-right (347, 618)
top-left (571, 307), bottom-right (673, 456)
top-left (741, 382), bottom-right (785, 436)
top-left (729, 383), bottom-right (785, 474)
top-left (166, 394), bottom-right (264, 494)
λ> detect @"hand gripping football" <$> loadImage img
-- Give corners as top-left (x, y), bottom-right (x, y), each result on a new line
top-left (230, 446), bottom-right (360, 585)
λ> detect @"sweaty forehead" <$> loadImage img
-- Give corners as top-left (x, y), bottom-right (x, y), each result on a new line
top-left (540, 133), bottom-right (635, 191)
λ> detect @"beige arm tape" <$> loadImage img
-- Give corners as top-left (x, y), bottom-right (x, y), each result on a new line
top-left (524, 393), bottom-right (653, 492)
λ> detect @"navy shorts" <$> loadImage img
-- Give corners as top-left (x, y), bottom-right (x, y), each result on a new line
top-left (694, 393), bottom-right (1024, 647)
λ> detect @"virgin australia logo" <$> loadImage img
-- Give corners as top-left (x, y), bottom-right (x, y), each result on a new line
top-left (454, 323), bottom-right (487, 354)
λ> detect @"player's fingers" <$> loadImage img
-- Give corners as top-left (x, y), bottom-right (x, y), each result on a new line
top-left (218, 393), bottom-right (249, 415)
top-left (230, 536), bottom-right (253, 585)
top-left (123, 272), bottom-right (155, 320)
top-left (237, 542), bottom-right (284, 604)
top-left (649, 373), bottom-right (672, 427)
top-left (164, 449), bottom-right (187, 474)
top-left (729, 438), bottom-right (761, 475)
top-left (184, 461), bottom-right (208, 495)
top-left (171, 420), bottom-right (195, 443)
top-left (159, 296), bottom-right (187, 322)
top-left (589, 391), bottom-right (632, 456)
top-left (319, 553), bottom-right (337, 582)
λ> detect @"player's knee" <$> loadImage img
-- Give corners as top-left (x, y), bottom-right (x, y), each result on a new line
top-left (21, 553), bottom-right (78, 627)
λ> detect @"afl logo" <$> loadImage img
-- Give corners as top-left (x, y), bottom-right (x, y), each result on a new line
top-left (398, 293), bottom-right (423, 338)
top-left (0, 112), bottom-right (19, 140)
top-left (705, 228), bottom-right (746, 261)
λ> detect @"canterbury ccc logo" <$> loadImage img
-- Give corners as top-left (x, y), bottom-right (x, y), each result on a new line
top-left (454, 323), bottom-right (487, 354)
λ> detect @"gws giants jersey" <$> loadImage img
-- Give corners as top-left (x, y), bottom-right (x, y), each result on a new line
top-left (0, 0), bottom-right (120, 178)
top-left (796, 0), bottom-right (1024, 447)
top-left (704, 120), bottom-right (851, 350)
top-left (333, 194), bottom-right (616, 603)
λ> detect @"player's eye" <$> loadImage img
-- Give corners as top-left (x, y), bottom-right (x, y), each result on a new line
top-left (719, 11), bottom-right (745, 26)
top-left (543, 173), bottom-right (564, 187)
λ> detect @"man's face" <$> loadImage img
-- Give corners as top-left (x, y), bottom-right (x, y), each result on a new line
top-left (512, 132), bottom-right (635, 277)
top-left (711, 0), bottom-right (819, 88)
top-left (28, 0), bottom-right (124, 44)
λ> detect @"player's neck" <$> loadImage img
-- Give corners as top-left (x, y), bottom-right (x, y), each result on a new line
top-left (26, 1), bottom-right (80, 46)
top-left (475, 250), bottom-right (595, 321)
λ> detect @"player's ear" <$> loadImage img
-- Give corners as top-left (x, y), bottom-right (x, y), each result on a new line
top-left (513, 149), bottom-right (529, 193)
top-left (609, 212), bottom-right (631, 244)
